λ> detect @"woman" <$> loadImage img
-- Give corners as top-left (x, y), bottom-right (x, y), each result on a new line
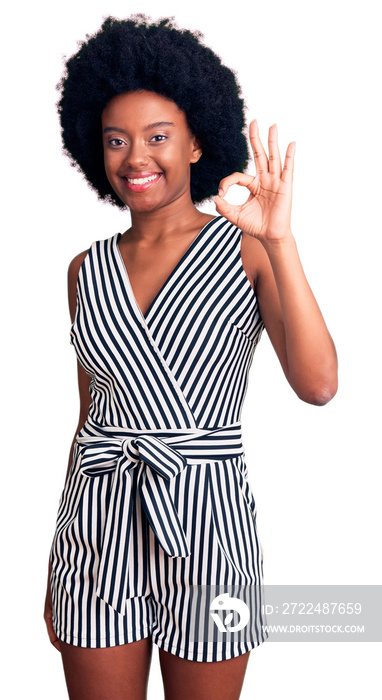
top-left (44, 15), bottom-right (338, 700)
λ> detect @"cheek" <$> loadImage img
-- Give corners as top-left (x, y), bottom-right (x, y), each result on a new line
top-left (163, 146), bottom-right (194, 178)
top-left (103, 151), bottom-right (122, 180)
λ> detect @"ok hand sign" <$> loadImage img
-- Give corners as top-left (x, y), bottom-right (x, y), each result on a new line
top-left (214, 121), bottom-right (296, 243)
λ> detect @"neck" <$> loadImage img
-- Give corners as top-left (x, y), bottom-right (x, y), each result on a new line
top-left (126, 195), bottom-right (206, 244)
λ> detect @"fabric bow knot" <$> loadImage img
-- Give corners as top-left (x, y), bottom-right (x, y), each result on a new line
top-left (77, 434), bottom-right (191, 615)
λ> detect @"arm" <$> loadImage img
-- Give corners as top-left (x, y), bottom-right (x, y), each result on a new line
top-left (63, 360), bottom-right (92, 481)
top-left (215, 121), bottom-right (338, 405)
top-left (44, 248), bottom-right (91, 651)
top-left (63, 249), bottom-right (93, 481)
top-left (243, 234), bottom-right (337, 404)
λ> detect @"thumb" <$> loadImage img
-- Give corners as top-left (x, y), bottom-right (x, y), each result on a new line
top-left (213, 195), bottom-right (240, 222)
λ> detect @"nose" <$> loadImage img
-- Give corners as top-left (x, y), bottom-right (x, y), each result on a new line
top-left (123, 139), bottom-right (149, 168)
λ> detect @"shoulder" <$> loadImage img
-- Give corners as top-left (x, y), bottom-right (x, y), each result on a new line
top-left (67, 234), bottom-right (119, 310)
top-left (67, 248), bottom-right (90, 321)
top-left (68, 248), bottom-right (90, 287)
top-left (67, 232), bottom-right (118, 281)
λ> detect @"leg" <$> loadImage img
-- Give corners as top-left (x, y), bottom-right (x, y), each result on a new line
top-left (60, 636), bottom-right (153, 700)
top-left (159, 648), bottom-right (251, 700)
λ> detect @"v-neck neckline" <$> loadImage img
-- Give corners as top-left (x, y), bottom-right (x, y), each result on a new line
top-left (115, 216), bottom-right (220, 323)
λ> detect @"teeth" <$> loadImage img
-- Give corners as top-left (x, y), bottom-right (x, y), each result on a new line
top-left (126, 174), bottom-right (159, 185)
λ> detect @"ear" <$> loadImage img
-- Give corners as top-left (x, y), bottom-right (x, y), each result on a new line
top-left (190, 136), bottom-right (202, 164)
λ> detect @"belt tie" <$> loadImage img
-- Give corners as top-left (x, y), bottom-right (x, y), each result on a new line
top-left (77, 434), bottom-right (190, 615)
top-left (75, 422), bottom-right (244, 616)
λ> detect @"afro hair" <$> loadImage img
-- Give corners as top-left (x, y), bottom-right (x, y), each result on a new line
top-left (57, 14), bottom-right (249, 207)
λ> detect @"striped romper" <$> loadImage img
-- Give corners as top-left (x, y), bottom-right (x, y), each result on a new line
top-left (50, 215), bottom-right (269, 661)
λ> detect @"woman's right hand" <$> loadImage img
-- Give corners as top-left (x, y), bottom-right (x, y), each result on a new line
top-left (44, 560), bottom-right (61, 651)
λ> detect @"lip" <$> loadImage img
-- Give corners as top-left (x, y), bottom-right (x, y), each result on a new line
top-left (122, 172), bottom-right (163, 192)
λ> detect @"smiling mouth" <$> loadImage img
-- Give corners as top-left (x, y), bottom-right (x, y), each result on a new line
top-left (125, 174), bottom-right (159, 185)
top-left (122, 173), bottom-right (162, 191)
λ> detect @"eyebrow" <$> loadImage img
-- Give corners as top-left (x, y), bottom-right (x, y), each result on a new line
top-left (103, 121), bottom-right (175, 134)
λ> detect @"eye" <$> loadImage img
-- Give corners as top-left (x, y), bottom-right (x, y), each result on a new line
top-left (150, 134), bottom-right (167, 143)
top-left (108, 138), bottom-right (125, 147)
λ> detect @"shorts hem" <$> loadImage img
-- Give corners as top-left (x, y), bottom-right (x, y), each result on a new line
top-left (151, 630), bottom-right (269, 661)
top-left (53, 623), bottom-right (152, 649)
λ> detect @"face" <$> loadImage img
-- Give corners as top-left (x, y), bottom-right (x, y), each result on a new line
top-left (101, 90), bottom-right (202, 213)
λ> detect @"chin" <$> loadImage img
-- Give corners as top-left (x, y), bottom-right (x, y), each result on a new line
top-left (125, 198), bottom-right (161, 213)
top-left (112, 190), bottom-right (157, 212)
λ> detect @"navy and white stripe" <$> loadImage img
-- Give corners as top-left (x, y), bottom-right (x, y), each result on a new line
top-left (50, 216), bottom-right (268, 658)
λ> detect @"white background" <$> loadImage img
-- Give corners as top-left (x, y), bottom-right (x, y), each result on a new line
top-left (1, 0), bottom-right (381, 697)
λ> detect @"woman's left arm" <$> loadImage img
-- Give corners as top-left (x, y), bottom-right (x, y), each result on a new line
top-left (214, 121), bottom-right (338, 405)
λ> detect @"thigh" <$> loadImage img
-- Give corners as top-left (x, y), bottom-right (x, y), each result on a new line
top-left (159, 648), bottom-right (251, 700)
top-left (59, 637), bottom-right (153, 700)
top-left (149, 459), bottom-right (267, 662)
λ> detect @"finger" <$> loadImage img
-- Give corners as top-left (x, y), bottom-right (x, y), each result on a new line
top-left (268, 124), bottom-right (282, 176)
top-left (214, 194), bottom-right (245, 221)
top-left (218, 172), bottom-right (257, 198)
top-left (48, 625), bottom-right (61, 652)
top-left (281, 141), bottom-right (296, 185)
top-left (249, 120), bottom-right (269, 175)
top-left (47, 624), bottom-right (61, 650)
top-left (45, 609), bottom-right (62, 652)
